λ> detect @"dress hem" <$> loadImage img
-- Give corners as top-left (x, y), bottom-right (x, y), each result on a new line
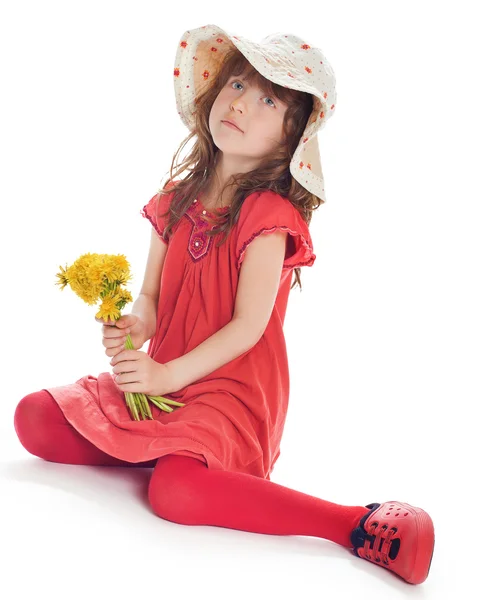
top-left (42, 375), bottom-right (228, 472)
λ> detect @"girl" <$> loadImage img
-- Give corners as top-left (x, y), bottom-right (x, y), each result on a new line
top-left (14, 24), bottom-right (434, 585)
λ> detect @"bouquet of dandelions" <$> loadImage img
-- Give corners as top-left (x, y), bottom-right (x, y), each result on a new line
top-left (55, 252), bottom-right (185, 421)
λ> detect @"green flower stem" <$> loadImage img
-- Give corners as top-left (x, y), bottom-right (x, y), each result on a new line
top-left (138, 393), bottom-right (153, 419)
top-left (124, 391), bottom-right (139, 421)
top-left (148, 395), bottom-right (185, 408)
top-left (121, 332), bottom-right (185, 421)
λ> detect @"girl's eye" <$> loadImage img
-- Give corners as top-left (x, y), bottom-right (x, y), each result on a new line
top-left (231, 81), bottom-right (275, 107)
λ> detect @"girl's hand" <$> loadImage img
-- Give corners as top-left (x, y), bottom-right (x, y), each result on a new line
top-left (96, 314), bottom-right (148, 358)
top-left (109, 349), bottom-right (177, 396)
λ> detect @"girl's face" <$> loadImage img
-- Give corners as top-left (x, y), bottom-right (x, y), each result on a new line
top-left (209, 72), bottom-right (288, 163)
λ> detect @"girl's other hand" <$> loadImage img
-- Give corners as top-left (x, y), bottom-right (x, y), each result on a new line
top-left (95, 314), bottom-right (148, 358)
top-left (110, 351), bottom-right (176, 396)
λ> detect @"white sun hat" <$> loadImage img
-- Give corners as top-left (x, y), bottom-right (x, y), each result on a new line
top-left (172, 24), bottom-right (337, 202)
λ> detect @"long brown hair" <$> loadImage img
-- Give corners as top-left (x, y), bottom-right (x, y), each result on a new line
top-left (155, 46), bottom-right (323, 291)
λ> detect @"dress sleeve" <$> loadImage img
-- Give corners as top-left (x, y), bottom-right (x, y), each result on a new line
top-left (236, 190), bottom-right (316, 270)
top-left (140, 181), bottom-right (176, 244)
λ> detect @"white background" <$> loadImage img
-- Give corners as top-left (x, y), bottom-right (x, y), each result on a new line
top-left (1, 1), bottom-right (491, 598)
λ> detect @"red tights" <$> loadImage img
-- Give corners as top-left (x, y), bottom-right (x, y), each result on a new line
top-left (14, 391), bottom-right (369, 549)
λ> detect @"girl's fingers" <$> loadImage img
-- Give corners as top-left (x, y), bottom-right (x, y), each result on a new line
top-left (110, 338), bottom-right (126, 348)
top-left (101, 325), bottom-right (116, 337)
top-left (102, 329), bottom-right (127, 340)
top-left (102, 325), bottom-right (130, 338)
top-left (105, 339), bottom-right (126, 351)
top-left (102, 336), bottom-right (124, 346)
top-left (106, 344), bottom-right (126, 358)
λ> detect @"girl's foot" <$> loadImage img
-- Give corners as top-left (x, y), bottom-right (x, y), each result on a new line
top-left (349, 500), bottom-right (435, 584)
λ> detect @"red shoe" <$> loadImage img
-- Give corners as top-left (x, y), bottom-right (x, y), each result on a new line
top-left (349, 501), bottom-right (435, 585)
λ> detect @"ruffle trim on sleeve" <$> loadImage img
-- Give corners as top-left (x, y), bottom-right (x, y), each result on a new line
top-left (237, 224), bottom-right (316, 271)
top-left (140, 202), bottom-right (167, 242)
top-left (140, 193), bottom-right (171, 243)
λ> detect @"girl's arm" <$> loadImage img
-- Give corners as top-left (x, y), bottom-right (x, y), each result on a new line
top-left (166, 317), bottom-right (260, 390)
top-left (131, 228), bottom-right (168, 343)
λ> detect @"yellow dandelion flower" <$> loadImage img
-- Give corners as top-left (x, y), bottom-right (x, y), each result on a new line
top-left (116, 270), bottom-right (132, 286)
top-left (111, 287), bottom-right (133, 311)
top-left (86, 255), bottom-right (107, 289)
top-left (95, 292), bottom-right (122, 322)
top-left (111, 254), bottom-right (131, 273)
top-left (117, 289), bottom-right (133, 305)
top-left (104, 254), bottom-right (132, 284)
top-left (55, 264), bottom-right (70, 290)
top-left (66, 263), bottom-right (101, 305)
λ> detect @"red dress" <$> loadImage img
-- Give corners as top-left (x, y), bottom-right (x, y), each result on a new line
top-left (44, 186), bottom-right (316, 480)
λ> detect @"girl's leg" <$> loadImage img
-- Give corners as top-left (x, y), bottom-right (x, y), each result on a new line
top-left (14, 390), bottom-right (158, 468)
top-left (148, 454), bottom-right (368, 548)
top-left (148, 456), bottom-right (435, 585)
